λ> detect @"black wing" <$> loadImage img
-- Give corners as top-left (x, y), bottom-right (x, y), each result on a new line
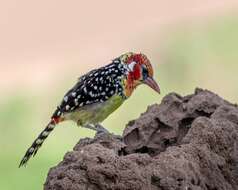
top-left (52, 59), bottom-right (126, 118)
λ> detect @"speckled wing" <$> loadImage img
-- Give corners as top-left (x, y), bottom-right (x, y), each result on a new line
top-left (52, 59), bottom-right (126, 118)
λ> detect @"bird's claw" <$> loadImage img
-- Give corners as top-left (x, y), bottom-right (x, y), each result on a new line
top-left (95, 124), bottom-right (109, 134)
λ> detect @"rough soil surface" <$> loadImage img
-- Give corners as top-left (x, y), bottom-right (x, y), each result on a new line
top-left (44, 88), bottom-right (238, 190)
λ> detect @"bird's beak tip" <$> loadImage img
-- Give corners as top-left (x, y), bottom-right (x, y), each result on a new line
top-left (144, 77), bottom-right (160, 94)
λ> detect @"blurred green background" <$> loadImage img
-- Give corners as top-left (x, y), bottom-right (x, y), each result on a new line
top-left (1, 1), bottom-right (238, 189)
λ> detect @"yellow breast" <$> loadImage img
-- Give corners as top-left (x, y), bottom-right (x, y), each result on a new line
top-left (65, 95), bottom-right (125, 126)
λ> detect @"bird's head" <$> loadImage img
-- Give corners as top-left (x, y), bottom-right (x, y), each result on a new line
top-left (119, 52), bottom-right (160, 97)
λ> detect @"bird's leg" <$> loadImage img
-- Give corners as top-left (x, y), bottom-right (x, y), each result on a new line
top-left (81, 123), bottom-right (97, 131)
top-left (95, 123), bottom-right (109, 134)
top-left (81, 123), bottom-right (109, 134)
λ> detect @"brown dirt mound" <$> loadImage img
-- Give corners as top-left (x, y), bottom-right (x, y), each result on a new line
top-left (44, 88), bottom-right (238, 190)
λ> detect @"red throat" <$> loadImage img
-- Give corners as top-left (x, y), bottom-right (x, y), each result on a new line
top-left (124, 68), bottom-right (141, 97)
top-left (131, 63), bottom-right (141, 80)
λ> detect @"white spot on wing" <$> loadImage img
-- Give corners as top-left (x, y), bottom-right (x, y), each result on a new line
top-left (83, 87), bottom-right (87, 93)
top-left (89, 91), bottom-right (94, 97)
top-left (64, 96), bottom-right (68, 102)
top-left (65, 105), bottom-right (70, 110)
top-left (57, 111), bottom-right (61, 116)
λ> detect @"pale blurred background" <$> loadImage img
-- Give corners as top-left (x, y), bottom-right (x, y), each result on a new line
top-left (1, 0), bottom-right (238, 189)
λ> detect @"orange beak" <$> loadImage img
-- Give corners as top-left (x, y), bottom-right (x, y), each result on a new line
top-left (143, 77), bottom-right (160, 94)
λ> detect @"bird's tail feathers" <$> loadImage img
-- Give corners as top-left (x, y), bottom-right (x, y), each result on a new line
top-left (19, 117), bottom-right (62, 167)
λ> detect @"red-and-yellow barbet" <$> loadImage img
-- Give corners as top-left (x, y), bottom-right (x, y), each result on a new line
top-left (19, 52), bottom-right (160, 167)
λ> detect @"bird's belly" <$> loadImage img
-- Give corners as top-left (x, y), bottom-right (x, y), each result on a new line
top-left (66, 95), bottom-right (124, 125)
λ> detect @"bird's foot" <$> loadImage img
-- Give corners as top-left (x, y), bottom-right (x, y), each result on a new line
top-left (82, 123), bottom-right (109, 134)
top-left (94, 124), bottom-right (109, 134)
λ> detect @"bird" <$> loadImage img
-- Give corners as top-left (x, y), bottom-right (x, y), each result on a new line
top-left (19, 52), bottom-right (160, 167)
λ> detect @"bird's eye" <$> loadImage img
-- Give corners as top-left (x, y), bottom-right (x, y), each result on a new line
top-left (142, 65), bottom-right (149, 79)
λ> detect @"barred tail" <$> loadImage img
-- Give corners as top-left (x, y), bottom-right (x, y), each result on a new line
top-left (19, 117), bottom-right (61, 167)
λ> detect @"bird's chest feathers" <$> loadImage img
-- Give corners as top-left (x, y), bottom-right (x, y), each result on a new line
top-left (69, 95), bottom-right (124, 125)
